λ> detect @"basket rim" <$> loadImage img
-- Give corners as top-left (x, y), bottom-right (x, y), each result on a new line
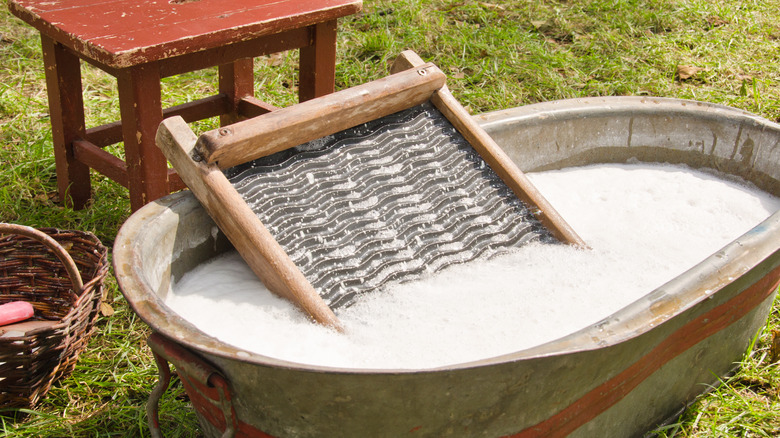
top-left (0, 224), bottom-right (109, 411)
top-left (0, 223), bottom-right (85, 297)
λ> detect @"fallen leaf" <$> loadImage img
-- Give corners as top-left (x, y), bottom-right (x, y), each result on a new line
top-left (676, 65), bottom-right (704, 80)
top-left (478, 2), bottom-right (505, 10)
top-left (265, 52), bottom-right (285, 67)
top-left (100, 302), bottom-right (115, 317)
top-left (706, 15), bottom-right (728, 27)
top-left (448, 66), bottom-right (466, 79)
top-left (771, 329), bottom-right (780, 363)
top-left (438, 1), bottom-right (467, 11)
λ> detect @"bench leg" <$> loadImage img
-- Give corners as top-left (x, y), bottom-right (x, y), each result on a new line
top-left (40, 36), bottom-right (91, 209)
top-left (117, 64), bottom-right (168, 211)
top-left (299, 20), bottom-right (338, 102)
top-left (218, 58), bottom-right (254, 126)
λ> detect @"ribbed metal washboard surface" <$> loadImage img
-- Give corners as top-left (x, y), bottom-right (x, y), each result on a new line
top-left (226, 102), bottom-right (556, 309)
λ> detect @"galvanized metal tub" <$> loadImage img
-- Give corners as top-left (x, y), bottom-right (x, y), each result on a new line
top-left (114, 96), bottom-right (780, 437)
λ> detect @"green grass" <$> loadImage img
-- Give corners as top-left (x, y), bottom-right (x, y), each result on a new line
top-left (1, 0), bottom-right (779, 436)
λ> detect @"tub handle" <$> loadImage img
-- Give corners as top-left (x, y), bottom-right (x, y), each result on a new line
top-left (146, 332), bottom-right (237, 438)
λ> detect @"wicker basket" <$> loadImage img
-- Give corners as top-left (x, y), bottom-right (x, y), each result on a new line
top-left (0, 223), bottom-right (109, 413)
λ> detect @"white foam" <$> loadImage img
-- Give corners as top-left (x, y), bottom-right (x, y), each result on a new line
top-left (166, 163), bottom-right (780, 369)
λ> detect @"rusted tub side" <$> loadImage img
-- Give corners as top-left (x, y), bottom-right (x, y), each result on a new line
top-left (113, 96), bottom-right (780, 437)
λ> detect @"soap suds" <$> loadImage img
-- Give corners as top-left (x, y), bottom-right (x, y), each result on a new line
top-left (167, 163), bottom-right (780, 369)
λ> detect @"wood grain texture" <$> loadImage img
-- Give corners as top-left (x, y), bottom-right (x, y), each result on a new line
top-left (40, 35), bottom-right (91, 209)
top-left (218, 58), bottom-right (254, 126)
top-left (237, 96), bottom-right (279, 119)
top-left (299, 20), bottom-right (338, 101)
top-left (117, 64), bottom-right (168, 210)
top-left (196, 63), bottom-right (447, 169)
top-left (9, 0), bottom-right (362, 68)
top-left (156, 116), bottom-right (342, 330)
top-left (389, 49), bottom-right (426, 74)
top-left (72, 139), bottom-right (129, 188)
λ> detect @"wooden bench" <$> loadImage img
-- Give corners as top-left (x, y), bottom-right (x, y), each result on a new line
top-left (9, 0), bottom-right (362, 211)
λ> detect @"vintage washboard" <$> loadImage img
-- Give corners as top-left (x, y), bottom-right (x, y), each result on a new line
top-left (156, 51), bottom-right (584, 330)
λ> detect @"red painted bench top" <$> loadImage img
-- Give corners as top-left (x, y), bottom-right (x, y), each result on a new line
top-left (8, 0), bottom-right (362, 68)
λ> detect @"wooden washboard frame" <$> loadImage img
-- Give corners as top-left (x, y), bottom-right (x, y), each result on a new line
top-left (156, 51), bottom-right (584, 331)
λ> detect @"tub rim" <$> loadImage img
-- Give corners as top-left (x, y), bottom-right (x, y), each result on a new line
top-left (474, 95), bottom-right (776, 134)
top-left (113, 96), bottom-right (780, 374)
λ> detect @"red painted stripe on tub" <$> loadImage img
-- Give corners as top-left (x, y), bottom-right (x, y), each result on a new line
top-left (507, 265), bottom-right (780, 438)
top-left (177, 367), bottom-right (278, 437)
top-left (149, 332), bottom-right (279, 438)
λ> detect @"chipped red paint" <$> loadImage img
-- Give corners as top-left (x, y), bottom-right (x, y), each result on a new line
top-left (10, 0), bottom-right (362, 211)
top-left (149, 333), bottom-right (278, 437)
top-left (178, 372), bottom-right (278, 438)
top-left (9, 0), bottom-right (362, 68)
top-left (506, 265), bottom-right (780, 438)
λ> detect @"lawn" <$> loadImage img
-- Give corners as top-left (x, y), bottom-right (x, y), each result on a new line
top-left (1, 0), bottom-right (779, 436)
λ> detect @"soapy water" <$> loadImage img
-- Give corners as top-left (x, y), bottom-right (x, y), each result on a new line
top-left (167, 163), bottom-right (780, 369)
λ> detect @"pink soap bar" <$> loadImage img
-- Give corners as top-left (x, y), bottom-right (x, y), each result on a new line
top-left (0, 301), bottom-right (35, 327)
